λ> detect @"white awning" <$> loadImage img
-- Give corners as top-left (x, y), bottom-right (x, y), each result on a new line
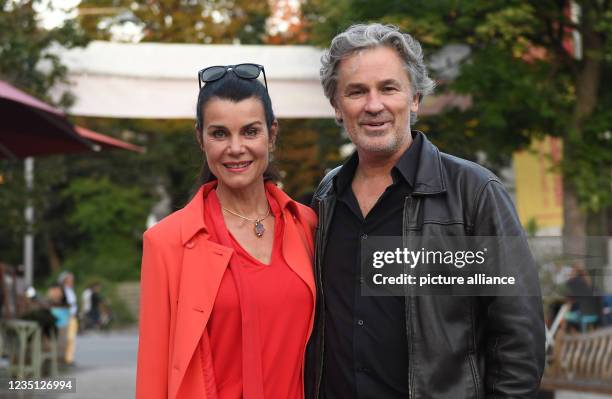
top-left (55, 41), bottom-right (334, 119)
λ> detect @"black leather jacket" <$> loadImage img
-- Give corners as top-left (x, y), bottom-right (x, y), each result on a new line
top-left (305, 132), bottom-right (545, 399)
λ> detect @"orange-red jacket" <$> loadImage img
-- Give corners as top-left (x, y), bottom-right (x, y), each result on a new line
top-left (136, 182), bottom-right (317, 399)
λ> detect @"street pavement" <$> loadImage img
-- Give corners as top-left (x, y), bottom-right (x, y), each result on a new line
top-left (2, 327), bottom-right (611, 399)
top-left (1, 328), bottom-right (138, 399)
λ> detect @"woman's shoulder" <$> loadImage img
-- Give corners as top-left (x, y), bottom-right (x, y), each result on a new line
top-left (264, 182), bottom-right (318, 229)
top-left (143, 208), bottom-right (184, 246)
top-left (290, 200), bottom-right (318, 230)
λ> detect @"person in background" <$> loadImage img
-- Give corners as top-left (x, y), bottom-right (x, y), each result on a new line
top-left (88, 282), bottom-right (103, 329)
top-left (564, 263), bottom-right (602, 332)
top-left (80, 284), bottom-right (92, 329)
top-left (58, 271), bottom-right (78, 366)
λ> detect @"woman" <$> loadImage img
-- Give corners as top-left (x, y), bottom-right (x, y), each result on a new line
top-left (136, 64), bottom-right (317, 399)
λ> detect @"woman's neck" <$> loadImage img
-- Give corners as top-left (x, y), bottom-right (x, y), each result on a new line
top-left (215, 180), bottom-right (269, 218)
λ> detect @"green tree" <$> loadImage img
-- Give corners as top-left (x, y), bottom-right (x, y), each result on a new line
top-left (78, 0), bottom-right (270, 43)
top-left (0, 0), bottom-right (87, 105)
top-left (276, 118), bottom-right (346, 199)
top-left (304, 0), bottom-right (612, 249)
top-left (61, 177), bottom-right (150, 280)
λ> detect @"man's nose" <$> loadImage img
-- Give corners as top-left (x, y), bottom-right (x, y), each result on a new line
top-left (364, 91), bottom-right (384, 114)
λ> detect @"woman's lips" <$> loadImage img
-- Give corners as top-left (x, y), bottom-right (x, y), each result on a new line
top-left (222, 160), bottom-right (253, 172)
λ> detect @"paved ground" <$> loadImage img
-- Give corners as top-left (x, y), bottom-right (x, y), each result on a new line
top-left (1, 328), bottom-right (611, 399)
top-left (556, 393), bottom-right (612, 399)
top-left (1, 328), bottom-right (138, 399)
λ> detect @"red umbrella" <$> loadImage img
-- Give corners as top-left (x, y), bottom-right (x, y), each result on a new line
top-left (75, 125), bottom-right (145, 153)
top-left (0, 80), bottom-right (96, 159)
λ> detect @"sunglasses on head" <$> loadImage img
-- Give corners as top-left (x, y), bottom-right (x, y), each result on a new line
top-left (197, 63), bottom-right (268, 90)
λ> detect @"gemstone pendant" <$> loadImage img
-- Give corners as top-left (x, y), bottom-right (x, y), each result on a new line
top-left (254, 220), bottom-right (265, 238)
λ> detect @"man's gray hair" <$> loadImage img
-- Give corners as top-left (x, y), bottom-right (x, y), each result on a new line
top-left (320, 23), bottom-right (435, 124)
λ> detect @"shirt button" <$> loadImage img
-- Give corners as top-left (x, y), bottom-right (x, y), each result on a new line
top-left (361, 234), bottom-right (368, 240)
top-left (185, 241), bottom-right (195, 249)
top-left (357, 319), bottom-right (364, 326)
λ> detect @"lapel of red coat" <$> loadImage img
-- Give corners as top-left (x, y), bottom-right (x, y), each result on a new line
top-left (169, 184), bottom-right (233, 399)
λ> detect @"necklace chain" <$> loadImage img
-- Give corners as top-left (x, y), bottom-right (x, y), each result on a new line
top-left (221, 203), bottom-right (271, 238)
top-left (221, 205), bottom-right (271, 222)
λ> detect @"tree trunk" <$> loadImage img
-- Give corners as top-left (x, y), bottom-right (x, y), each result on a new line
top-left (45, 234), bottom-right (62, 274)
top-left (562, 10), bottom-right (602, 267)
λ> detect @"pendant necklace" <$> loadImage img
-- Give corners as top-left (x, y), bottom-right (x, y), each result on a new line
top-left (221, 204), bottom-right (271, 238)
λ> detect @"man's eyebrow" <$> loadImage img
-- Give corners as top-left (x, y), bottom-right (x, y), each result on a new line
top-left (343, 79), bottom-right (403, 90)
top-left (379, 79), bottom-right (402, 86)
top-left (343, 82), bottom-right (367, 90)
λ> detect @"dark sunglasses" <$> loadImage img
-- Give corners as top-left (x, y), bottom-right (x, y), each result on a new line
top-left (197, 63), bottom-right (268, 90)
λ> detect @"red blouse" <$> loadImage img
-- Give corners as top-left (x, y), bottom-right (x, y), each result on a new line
top-left (205, 189), bottom-right (313, 399)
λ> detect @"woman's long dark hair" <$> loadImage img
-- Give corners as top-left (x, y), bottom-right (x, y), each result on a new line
top-left (194, 72), bottom-right (280, 186)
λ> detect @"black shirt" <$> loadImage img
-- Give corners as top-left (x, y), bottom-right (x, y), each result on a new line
top-left (322, 133), bottom-right (422, 399)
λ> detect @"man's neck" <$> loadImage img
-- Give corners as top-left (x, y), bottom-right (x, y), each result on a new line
top-left (350, 132), bottom-right (414, 217)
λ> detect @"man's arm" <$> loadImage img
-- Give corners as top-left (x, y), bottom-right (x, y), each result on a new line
top-left (472, 180), bottom-right (545, 398)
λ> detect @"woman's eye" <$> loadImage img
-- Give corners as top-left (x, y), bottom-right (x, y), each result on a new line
top-left (211, 130), bottom-right (226, 138)
top-left (347, 90), bottom-right (363, 97)
top-left (245, 127), bottom-right (259, 136)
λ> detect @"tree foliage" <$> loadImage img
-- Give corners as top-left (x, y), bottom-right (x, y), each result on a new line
top-left (78, 0), bottom-right (270, 43)
top-left (60, 177), bottom-right (150, 280)
top-left (0, 0), bottom-right (87, 104)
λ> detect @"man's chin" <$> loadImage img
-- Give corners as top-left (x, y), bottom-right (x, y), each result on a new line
top-left (353, 135), bottom-right (398, 153)
top-left (357, 142), bottom-right (400, 155)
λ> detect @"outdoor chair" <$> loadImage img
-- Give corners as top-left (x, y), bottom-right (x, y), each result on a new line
top-left (0, 319), bottom-right (58, 379)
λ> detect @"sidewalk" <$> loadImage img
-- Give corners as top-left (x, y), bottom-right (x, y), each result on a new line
top-left (2, 328), bottom-right (610, 398)
top-left (1, 327), bottom-right (138, 398)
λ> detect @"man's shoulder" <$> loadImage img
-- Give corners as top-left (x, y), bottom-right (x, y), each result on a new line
top-left (438, 151), bottom-right (501, 190)
top-left (312, 165), bottom-right (342, 200)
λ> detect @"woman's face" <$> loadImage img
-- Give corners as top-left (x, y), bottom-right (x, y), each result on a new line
top-left (200, 96), bottom-right (277, 192)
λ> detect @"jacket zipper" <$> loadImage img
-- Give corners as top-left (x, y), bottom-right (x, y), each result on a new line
top-left (403, 195), bottom-right (414, 399)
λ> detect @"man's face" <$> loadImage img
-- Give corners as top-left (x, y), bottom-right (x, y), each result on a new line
top-left (334, 46), bottom-right (419, 156)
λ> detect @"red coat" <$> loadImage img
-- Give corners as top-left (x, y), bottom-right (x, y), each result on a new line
top-left (136, 183), bottom-right (317, 399)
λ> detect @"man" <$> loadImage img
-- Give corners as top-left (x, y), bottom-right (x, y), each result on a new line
top-left (306, 24), bottom-right (545, 398)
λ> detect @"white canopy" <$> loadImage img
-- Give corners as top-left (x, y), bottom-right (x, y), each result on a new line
top-left (56, 41), bottom-right (334, 119)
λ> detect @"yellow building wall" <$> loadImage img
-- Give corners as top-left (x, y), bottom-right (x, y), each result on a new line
top-left (512, 136), bottom-right (564, 229)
